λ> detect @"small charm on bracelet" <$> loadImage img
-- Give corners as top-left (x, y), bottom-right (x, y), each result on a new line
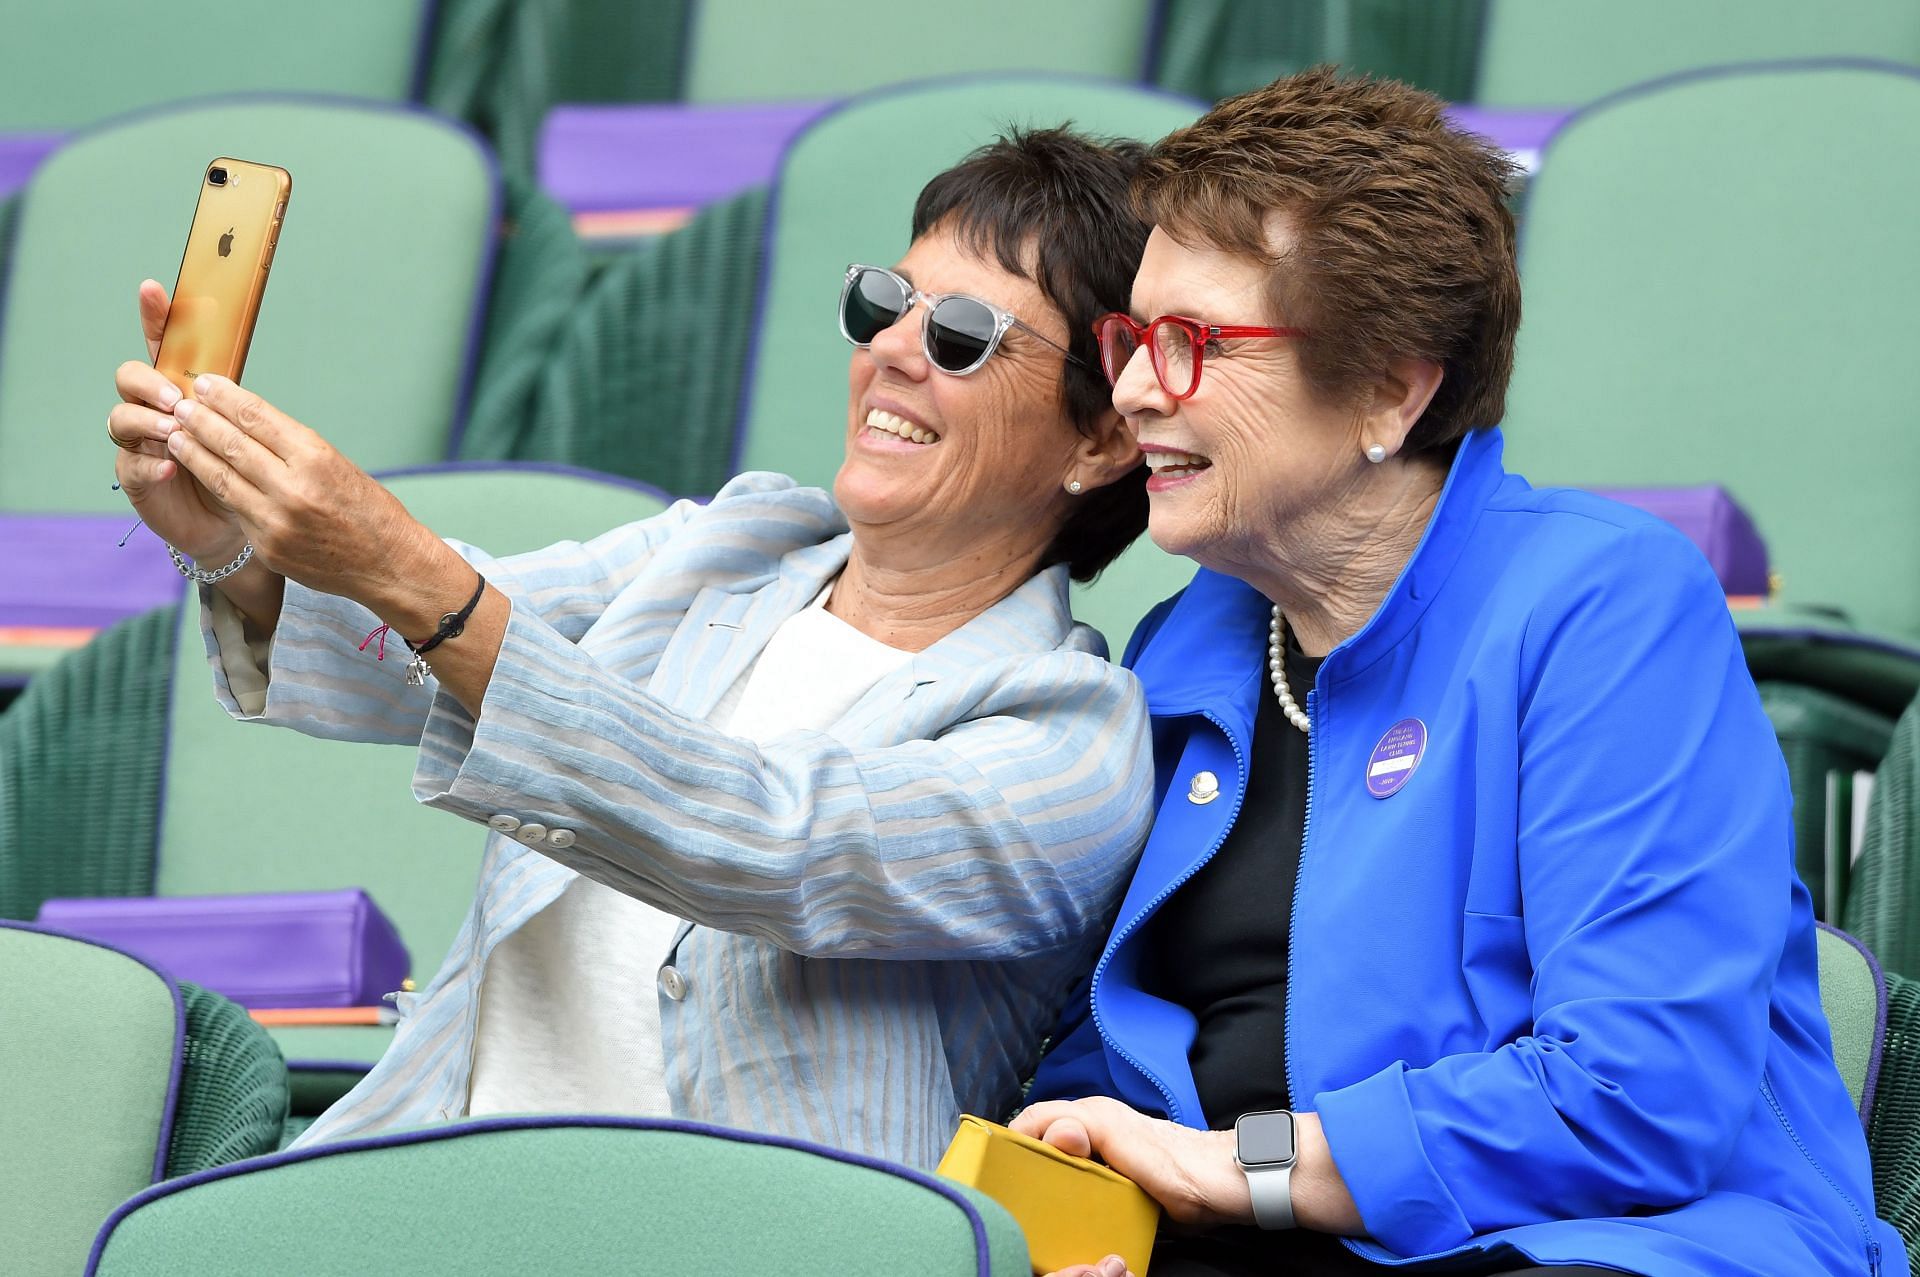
top-left (405, 654), bottom-right (432, 686)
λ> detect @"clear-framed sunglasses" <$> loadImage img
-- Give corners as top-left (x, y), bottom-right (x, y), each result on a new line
top-left (838, 263), bottom-right (1086, 376)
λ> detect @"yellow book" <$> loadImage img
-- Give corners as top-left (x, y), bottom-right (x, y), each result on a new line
top-left (936, 1114), bottom-right (1160, 1275)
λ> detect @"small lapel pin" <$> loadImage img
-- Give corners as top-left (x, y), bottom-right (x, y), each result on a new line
top-left (1188, 770), bottom-right (1220, 805)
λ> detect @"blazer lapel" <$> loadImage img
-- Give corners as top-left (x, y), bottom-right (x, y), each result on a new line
top-left (647, 533), bottom-right (856, 721)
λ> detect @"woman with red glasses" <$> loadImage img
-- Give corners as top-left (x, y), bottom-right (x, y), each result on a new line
top-left (100, 130), bottom-right (1157, 1169)
top-left (1019, 69), bottom-right (1898, 1277)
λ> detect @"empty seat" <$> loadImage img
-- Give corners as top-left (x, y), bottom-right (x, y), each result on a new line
top-left (86, 1117), bottom-right (1029, 1275)
top-left (1501, 62), bottom-right (1920, 640)
top-left (0, 922), bottom-right (285, 1273)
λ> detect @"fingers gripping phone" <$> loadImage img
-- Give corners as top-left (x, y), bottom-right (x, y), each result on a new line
top-left (153, 158), bottom-right (292, 401)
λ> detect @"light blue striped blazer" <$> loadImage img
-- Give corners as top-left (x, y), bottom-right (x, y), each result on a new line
top-left (201, 472), bottom-right (1155, 1168)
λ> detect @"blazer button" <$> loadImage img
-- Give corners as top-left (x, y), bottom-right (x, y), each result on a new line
top-left (659, 966), bottom-right (689, 1002)
top-left (1188, 770), bottom-right (1221, 805)
top-left (487, 814), bottom-right (521, 833)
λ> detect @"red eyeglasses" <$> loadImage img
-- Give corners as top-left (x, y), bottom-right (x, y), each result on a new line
top-left (1093, 313), bottom-right (1306, 401)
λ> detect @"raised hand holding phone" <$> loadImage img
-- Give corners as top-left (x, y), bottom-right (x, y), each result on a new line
top-left (111, 280), bottom-right (243, 566)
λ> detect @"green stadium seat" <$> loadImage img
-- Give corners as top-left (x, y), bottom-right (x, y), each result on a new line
top-left (0, 465), bottom-right (672, 1097)
top-left (0, 97), bottom-right (499, 516)
top-left (1476, 1), bottom-right (1920, 108)
top-left (85, 1118), bottom-right (1030, 1276)
top-left (733, 75), bottom-right (1203, 649)
top-left (1847, 689), bottom-right (1920, 983)
top-left (1817, 924), bottom-right (1884, 1116)
top-left (1501, 63), bottom-right (1920, 641)
top-left (0, 922), bottom-right (285, 1274)
top-left (1872, 968), bottom-right (1920, 1270)
top-left (424, 0), bottom-right (691, 179)
top-left (1816, 926), bottom-right (1920, 1271)
top-left (1759, 682), bottom-right (1896, 924)
top-left (682, 1), bottom-right (1155, 103)
top-left (468, 187), bottom-right (771, 496)
top-left (0, 3), bottom-right (433, 131)
top-left (1149, 0), bottom-right (1486, 104)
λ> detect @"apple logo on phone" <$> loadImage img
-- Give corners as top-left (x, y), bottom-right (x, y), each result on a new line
top-left (218, 227), bottom-right (235, 257)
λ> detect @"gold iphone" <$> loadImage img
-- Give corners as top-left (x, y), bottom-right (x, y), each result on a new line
top-left (153, 157), bottom-right (292, 400)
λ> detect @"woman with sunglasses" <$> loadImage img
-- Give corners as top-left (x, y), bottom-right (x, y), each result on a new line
top-left (1017, 70), bottom-right (1897, 1277)
top-left (102, 128), bottom-right (1156, 1168)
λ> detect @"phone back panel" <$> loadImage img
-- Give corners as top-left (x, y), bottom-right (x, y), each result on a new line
top-left (154, 158), bottom-right (291, 399)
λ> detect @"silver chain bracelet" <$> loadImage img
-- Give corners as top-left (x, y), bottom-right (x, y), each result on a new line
top-left (168, 541), bottom-right (255, 584)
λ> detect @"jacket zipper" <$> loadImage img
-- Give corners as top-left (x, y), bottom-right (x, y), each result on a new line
top-left (1760, 1073), bottom-right (1880, 1275)
top-left (1282, 687), bottom-right (1317, 1112)
top-left (1088, 709), bottom-right (1250, 1125)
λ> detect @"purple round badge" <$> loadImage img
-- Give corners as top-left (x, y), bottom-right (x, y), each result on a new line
top-left (1365, 718), bottom-right (1427, 799)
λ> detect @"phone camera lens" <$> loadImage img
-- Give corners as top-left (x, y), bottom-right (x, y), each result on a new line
top-left (208, 167), bottom-right (228, 186)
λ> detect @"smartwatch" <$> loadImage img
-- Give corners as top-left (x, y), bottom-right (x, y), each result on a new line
top-left (1234, 1109), bottom-right (1298, 1230)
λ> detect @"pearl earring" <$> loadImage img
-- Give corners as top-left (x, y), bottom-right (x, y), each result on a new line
top-left (1067, 480), bottom-right (1083, 494)
top-left (1365, 444), bottom-right (1387, 464)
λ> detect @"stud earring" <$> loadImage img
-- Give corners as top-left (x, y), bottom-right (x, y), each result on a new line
top-left (1067, 479), bottom-right (1083, 494)
top-left (1365, 444), bottom-right (1387, 464)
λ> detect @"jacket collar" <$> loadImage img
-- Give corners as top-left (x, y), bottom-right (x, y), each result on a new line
top-left (655, 530), bottom-right (1080, 726)
top-left (1131, 426), bottom-right (1509, 712)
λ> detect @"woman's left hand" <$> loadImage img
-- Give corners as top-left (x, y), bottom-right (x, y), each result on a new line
top-left (1012, 1096), bottom-right (1252, 1229)
top-left (165, 374), bottom-right (440, 606)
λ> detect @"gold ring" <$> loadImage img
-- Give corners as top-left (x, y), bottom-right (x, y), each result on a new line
top-left (108, 421), bottom-right (142, 451)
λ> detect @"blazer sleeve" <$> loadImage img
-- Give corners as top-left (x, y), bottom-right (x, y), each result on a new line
top-left (407, 594), bottom-right (1157, 962)
top-left (1314, 523), bottom-right (1796, 1254)
top-left (198, 489), bottom-right (713, 743)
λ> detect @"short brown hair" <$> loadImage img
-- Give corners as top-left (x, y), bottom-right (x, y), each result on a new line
top-left (1135, 66), bottom-right (1521, 453)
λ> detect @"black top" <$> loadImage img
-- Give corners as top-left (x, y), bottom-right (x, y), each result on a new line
top-left (1143, 640), bottom-right (1396, 1276)
top-left (1141, 641), bottom-right (1322, 1127)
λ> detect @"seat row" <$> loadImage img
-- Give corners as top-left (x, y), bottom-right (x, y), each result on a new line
top-left (2, 61), bottom-right (1918, 988)
top-left (6, 916), bottom-right (1915, 1273)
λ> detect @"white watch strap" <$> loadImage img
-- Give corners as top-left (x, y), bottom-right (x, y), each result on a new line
top-left (1244, 1160), bottom-right (1295, 1230)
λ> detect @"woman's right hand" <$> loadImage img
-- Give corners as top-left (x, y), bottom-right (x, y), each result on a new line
top-left (111, 280), bottom-right (245, 562)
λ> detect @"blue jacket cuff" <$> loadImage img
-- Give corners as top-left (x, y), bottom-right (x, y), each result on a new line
top-left (1314, 1065), bottom-right (1472, 1256)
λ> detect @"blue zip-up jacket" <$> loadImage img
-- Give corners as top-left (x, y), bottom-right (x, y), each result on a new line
top-left (1030, 427), bottom-right (1901, 1277)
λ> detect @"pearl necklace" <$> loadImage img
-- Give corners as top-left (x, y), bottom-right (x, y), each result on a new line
top-left (1267, 604), bottom-right (1312, 735)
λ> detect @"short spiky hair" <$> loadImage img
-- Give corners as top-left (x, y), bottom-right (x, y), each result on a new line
top-left (912, 126), bottom-right (1152, 582)
top-left (1135, 66), bottom-right (1522, 453)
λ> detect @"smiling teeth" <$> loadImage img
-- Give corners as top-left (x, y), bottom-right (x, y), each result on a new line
top-left (865, 408), bottom-right (940, 444)
top-left (1145, 449), bottom-right (1211, 473)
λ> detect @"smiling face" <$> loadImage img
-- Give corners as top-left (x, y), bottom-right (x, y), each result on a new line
top-left (834, 221), bottom-right (1095, 570)
top-left (1114, 225), bottom-right (1376, 579)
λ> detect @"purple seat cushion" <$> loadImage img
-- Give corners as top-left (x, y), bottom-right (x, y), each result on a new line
top-left (537, 101), bottom-right (830, 214)
top-left (0, 516), bottom-right (184, 630)
top-left (1442, 106), bottom-right (1570, 171)
top-left (1590, 484), bottom-right (1771, 597)
top-left (37, 889), bottom-right (410, 1009)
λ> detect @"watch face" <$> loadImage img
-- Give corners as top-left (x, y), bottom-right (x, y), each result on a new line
top-left (1237, 1110), bottom-right (1296, 1165)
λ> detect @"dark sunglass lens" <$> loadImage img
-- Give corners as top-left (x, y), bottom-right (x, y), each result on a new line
top-left (843, 269), bottom-right (909, 343)
top-left (927, 297), bottom-right (999, 372)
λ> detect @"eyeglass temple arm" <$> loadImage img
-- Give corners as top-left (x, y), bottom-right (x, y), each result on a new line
top-left (1011, 316), bottom-right (1090, 368)
top-left (1207, 324), bottom-right (1306, 338)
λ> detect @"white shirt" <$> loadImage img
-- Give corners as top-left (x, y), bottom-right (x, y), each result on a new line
top-left (464, 582), bottom-right (911, 1118)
